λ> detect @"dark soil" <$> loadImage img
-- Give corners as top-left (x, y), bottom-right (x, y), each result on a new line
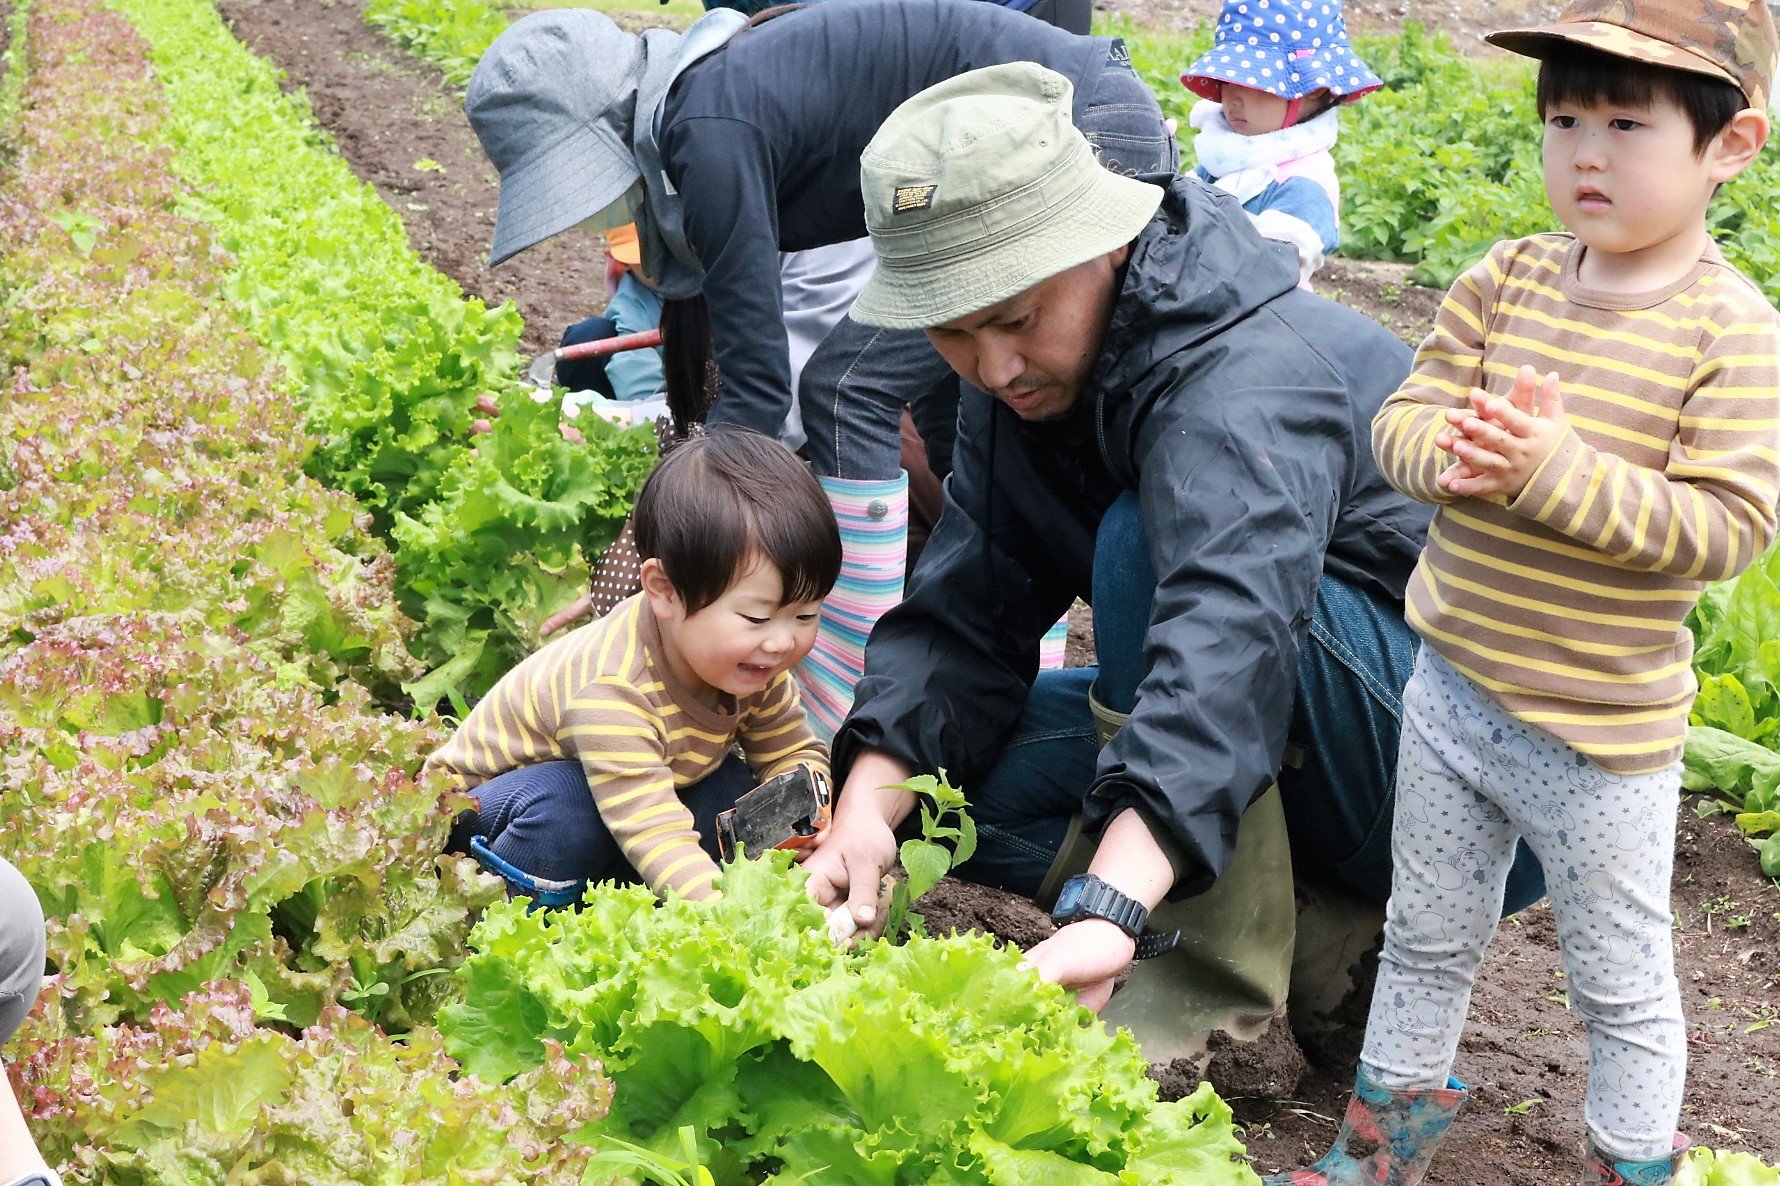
top-left (216, 3), bottom-right (1780, 1179)
top-left (1316, 256), bottom-right (1443, 346)
top-left (214, 0), bottom-right (608, 358)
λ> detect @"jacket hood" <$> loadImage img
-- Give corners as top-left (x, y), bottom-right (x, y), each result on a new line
top-left (1089, 175), bottom-right (1301, 481)
top-left (631, 8), bottom-right (748, 299)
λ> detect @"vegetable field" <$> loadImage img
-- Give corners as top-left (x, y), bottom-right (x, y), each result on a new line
top-left (1, 0), bottom-right (1778, 1181)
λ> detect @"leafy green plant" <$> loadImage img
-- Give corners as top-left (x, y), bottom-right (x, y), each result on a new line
top-left (1681, 728), bottom-right (1780, 879)
top-left (10, 982), bottom-right (611, 1186)
top-left (587, 1126), bottom-right (723, 1186)
top-left (440, 852), bottom-right (1259, 1185)
top-left (365, 0), bottom-right (507, 87)
top-left (392, 390), bottom-right (658, 713)
top-left (1684, 542), bottom-right (1780, 876)
top-left (1677, 1148), bottom-right (1780, 1186)
top-left (879, 770), bottom-right (977, 940)
top-left (107, 0), bottom-right (657, 708)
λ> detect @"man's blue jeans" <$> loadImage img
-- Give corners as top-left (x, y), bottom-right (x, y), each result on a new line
top-left (952, 491), bottom-right (1547, 914)
top-left (446, 756), bottom-right (754, 904)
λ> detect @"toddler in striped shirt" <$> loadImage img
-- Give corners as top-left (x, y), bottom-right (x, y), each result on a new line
top-left (1266, 1), bottom-right (1779, 1183)
top-left (434, 429), bottom-right (840, 905)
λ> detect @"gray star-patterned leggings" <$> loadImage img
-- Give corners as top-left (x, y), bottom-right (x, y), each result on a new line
top-left (1362, 648), bottom-right (1685, 1161)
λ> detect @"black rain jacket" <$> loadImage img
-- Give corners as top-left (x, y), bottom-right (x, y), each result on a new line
top-left (832, 176), bottom-right (1432, 894)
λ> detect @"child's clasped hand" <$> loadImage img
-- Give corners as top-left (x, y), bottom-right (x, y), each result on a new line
top-left (1435, 363), bottom-right (1569, 499)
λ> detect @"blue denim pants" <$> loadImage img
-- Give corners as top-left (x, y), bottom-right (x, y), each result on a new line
top-left (952, 491), bottom-right (1547, 914)
top-left (446, 755), bottom-right (754, 904)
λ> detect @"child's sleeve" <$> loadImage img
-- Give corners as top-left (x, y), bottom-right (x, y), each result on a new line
top-left (603, 275), bottom-right (666, 403)
top-left (738, 672), bottom-right (830, 783)
top-left (1251, 177), bottom-right (1339, 250)
top-left (1503, 309), bottom-right (1780, 582)
top-left (1371, 246), bottom-right (1505, 505)
top-left (562, 678), bottom-right (722, 902)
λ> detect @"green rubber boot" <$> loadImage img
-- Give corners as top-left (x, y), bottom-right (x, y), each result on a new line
top-left (1038, 689), bottom-right (1296, 1062)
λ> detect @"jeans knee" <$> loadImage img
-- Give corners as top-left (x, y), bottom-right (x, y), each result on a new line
top-left (507, 780), bottom-right (602, 847)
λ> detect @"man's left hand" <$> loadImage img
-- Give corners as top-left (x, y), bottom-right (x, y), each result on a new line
top-left (1021, 919), bottom-right (1137, 1013)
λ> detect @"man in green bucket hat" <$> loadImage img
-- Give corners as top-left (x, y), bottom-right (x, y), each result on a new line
top-left (802, 61), bottom-right (1548, 1062)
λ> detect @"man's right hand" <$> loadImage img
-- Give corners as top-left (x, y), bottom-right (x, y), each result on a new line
top-left (798, 748), bottom-right (916, 938)
top-left (800, 809), bottom-right (899, 938)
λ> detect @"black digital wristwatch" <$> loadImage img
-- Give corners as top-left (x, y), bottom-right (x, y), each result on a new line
top-left (1049, 873), bottom-right (1180, 960)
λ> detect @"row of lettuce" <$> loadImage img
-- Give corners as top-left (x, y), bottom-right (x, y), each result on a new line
top-left (0, 0), bottom-right (1272, 1181)
top-left (0, 0), bottom-right (611, 1176)
top-left (116, 0), bottom-right (658, 716)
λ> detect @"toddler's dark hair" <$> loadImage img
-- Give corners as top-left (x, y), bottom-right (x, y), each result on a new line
top-left (632, 428), bottom-right (841, 614)
top-left (1537, 43), bottom-right (1745, 154)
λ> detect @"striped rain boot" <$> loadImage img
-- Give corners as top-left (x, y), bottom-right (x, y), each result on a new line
top-left (1581, 1136), bottom-right (1691, 1186)
top-left (1261, 1064), bottom-right (1467, 1186)
top-left (796, 473), bottom-right (909, 741)
top-left (1038, 613), bottom-right (1070, 671)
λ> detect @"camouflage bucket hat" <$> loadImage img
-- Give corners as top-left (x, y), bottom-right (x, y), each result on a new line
top-left (1487, 0), bottom-right (1778, 109)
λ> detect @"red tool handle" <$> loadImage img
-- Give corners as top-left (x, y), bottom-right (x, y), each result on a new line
top-left (554, 328), bottom-right (663, 361)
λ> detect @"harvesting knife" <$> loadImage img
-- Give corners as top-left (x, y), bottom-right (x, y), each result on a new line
top-left (715, 762), bottom-right (832, 863)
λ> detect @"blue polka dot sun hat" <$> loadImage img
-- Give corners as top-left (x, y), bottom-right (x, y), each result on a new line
top-left (1181, 0), bottom-right (1383, 104)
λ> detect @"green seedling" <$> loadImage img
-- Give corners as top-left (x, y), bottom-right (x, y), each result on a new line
top-left (878, 770), bottom-right (976, 941)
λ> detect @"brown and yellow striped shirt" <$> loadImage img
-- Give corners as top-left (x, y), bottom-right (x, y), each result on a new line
top-left (428, 595), bottom-right (827, 900)
top-left (1374, 234), bottom-right (1780, 774)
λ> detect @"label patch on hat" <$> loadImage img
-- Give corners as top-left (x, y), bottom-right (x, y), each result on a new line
top-left (892, 183), bottom-right (938, 214)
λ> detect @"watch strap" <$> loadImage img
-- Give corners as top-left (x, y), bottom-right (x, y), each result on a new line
top-left (1083, 878), bottom-right (1147, 936)
top-left (1133, 928), bottom-right (1180, 961)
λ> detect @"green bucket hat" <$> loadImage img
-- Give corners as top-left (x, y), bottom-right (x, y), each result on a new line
top-left (1487, 0), bottom-right (1778, 111)
top-left (850, 63), bottom-right (1164, 331)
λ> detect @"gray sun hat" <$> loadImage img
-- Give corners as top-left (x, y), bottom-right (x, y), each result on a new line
top-left (851, 63), bottom-right (1164, 331)
top-left (467, 10), bottom-right (648, 267)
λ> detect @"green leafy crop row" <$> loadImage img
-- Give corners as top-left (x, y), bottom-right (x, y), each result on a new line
top-left (21, 984), bottom-right (609, 1185)
top-left (0, 2), bottom-right (609, 1178)
top-left (106, 0), bottom-right (658, 712)
top-left (0, 0), bottom-right (491, 1032)
top-left (364, 0), bottom-right (506, 87)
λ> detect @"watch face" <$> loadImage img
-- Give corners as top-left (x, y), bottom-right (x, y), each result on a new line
top-left (1053, 877), bottom-right (1088, 918)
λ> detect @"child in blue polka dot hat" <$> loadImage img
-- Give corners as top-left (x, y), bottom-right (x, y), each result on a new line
top-left (1181, 0), bottom-right (1382, 283)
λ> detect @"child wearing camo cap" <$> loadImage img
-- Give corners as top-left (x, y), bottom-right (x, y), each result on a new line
top-left (1180, 0), bottom-right (1381, 283)
top-left (1259, 0), bottom-right (1778, 1184)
